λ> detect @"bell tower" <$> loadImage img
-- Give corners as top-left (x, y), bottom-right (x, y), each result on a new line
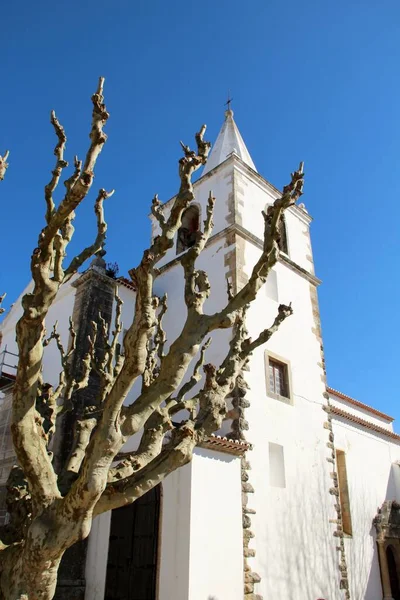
top-left (151, 106), bottom-right (334, 599)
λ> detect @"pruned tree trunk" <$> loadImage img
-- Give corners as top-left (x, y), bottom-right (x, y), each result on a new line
top-left (0, 78), bottom-right (304, 599)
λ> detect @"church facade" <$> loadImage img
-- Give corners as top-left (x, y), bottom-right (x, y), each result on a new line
top-left (1, 110), bottom-right (400, 600)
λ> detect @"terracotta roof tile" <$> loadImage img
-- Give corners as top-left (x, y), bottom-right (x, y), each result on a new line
top-left (199, 435), bottom-right (250, 456)
top-left (331, 406), bottom-right (400, 442)
top-left (327, 386), bottom-right (394, 422)
top-left (116, 276), bottom-right (136, 292)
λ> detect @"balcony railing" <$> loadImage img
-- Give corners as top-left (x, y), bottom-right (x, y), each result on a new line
top-left (0, 346), bottom-right (18, 385)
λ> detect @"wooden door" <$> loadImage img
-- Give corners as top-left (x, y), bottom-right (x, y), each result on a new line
top-left (105, 486), bottom-right (160, 600)
top-left (387, 545), bottom-right (400, 600)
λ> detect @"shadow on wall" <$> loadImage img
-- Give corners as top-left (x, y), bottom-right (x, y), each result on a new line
top-left (255, 457), bottom-right (371, 598)
top-left (362, 463), bottom-right (400, 599)
top-left (260, 455), bottom-right (400, 600)
top-left (258, 470), bottom-right (338, 600)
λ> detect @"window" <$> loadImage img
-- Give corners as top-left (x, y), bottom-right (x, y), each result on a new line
top-left (336, 450), bottom-right (352, 536)
top-left (176, 205), bottom-right (200, 254)
top-left (278, 215), bottom-right (288, 255)
top-left (269, 443), bottom-right (286, 488)
top-left (265, 269), bottom-right (278, 302)
top-left (267, 357), bottom-right (290, 401)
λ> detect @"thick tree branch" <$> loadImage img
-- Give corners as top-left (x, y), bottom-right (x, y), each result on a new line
top-left (106, 289), bottom-right (124, 376)
top-left (94, 425), bottom-right (197, 515)
top-left (13, 79), bottom-right (110, 511)
top-left (108, 408), bottom-right (172, 484)
top-left (44, 112), bottom-right (68, 224)
top-left (167, 337), bottom-right (211, 414)
top-left (150, 194), bottom-right (165, 228)
top-left (39, 77), bottom-right (109, 254)
top-left (63, 188), bottom-right (114, 281)
top-left (242, 303), bottom-right (293, 354)
top-left (0, 293), bottom-right (6, 315)
top-left (96, 299), bottom-right (293, 517)
top-left (142, 294), bottom-right (168, 390)
top-left (0, 150), bottom-right (9, 181)
top-left (207, 163), bottom-right (304, 330)
top-left (181, 191), bottom-right (215, 312)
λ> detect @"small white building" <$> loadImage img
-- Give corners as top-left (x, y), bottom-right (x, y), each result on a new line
top-left (1, 109), bottom-right (400, 600)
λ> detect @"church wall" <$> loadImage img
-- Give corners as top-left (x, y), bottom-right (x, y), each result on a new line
top-left (232, 164), bottom-right (314, 275)
top-left (152, 236), bottom-right (233, 399)
top-left (114, 282), bottom-right (136, 333)
top-left (42, 280), bottom-right (78, 386)
top-left (158, 463), bottom-right (192, 600)
top-left (154, 161), bottom-right (234, 270)
top-left (329, 392), bottom-right (394, 431)
top-left (84, 512), bottom-right (112, 600)
top-left (84, 447), bottom-right (194, 600)
top-left (0, 276), bottom-right (78, 387)
top-left (188, 448), bottom-right (243, 600)
top-left (234, 168), bottom-right (276, 241)
top-left (84, 448), bottom-right (243, 600)
top-left (241, 238), bottom-right (339, 599)
top-left (332, 418), bottom-right (400, 600)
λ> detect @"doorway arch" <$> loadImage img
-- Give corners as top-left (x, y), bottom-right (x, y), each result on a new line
top-left (105, 485), bottom-right (161, 600)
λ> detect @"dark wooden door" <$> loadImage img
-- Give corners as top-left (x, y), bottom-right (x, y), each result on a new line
top-left (104, 486), bottom-right (160, 600)
top-left (387, 546), bottom-right (400, 600)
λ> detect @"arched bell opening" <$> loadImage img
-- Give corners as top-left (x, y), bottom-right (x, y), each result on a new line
top-left (176, 205), bottom-right (200, 254)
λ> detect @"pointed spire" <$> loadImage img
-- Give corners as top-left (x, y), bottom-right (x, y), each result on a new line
top-left (202, 108), bottom-right (257, 175)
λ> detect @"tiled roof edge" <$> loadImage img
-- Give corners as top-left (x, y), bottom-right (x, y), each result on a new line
top-left (327, 386), bottom-right (394, 422)
top-left (331, 406), bottom-right (400, 442)
top-left (199, 434), bottom-right (250, 456)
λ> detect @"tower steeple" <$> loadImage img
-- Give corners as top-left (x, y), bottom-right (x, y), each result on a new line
top-left (202, 108), bottom-right (257, 175)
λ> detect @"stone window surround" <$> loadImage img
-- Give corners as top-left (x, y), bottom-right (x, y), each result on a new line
top-left (264, 350), bottom-right (293, 406)
top-left (336, 449), bottom-right (353, 538)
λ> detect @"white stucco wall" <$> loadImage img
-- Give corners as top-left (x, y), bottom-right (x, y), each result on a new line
top-left (158, 462), bottom-right (192, 600)
top-left (154, 160), bottom-right (234, 270)
top-left (241, 236), bottom-right (339, 599)
top-left (85, 448), bottom-right (243, 600)
top-left (330, 391), bottom-right (394, 431)
top-left (332, 417), bottom-right (400, 600)
top-left (188, 448), bottom-right (243, 600)
top-left (0, 276), bottom-right (78, 386)
top-left (85, 512), bottom-right (112, 600)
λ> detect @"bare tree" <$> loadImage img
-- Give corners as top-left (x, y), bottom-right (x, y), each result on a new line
top-left (0, 79), bottom-right (304, 599)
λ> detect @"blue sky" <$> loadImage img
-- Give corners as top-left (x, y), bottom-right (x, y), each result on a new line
top-left (1, 1), bottom-right (400, 421)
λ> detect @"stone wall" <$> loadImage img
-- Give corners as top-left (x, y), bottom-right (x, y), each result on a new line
top-left (55, 259), bottom-right (116, 600)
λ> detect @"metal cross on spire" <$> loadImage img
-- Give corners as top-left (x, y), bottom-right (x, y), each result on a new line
top-left (225, 92), bottom-right (233, 112)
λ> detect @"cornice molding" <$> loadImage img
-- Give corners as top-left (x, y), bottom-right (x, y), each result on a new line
top-left (158, 222), bottom-right (321, 287)
top-left (72, 267), bottom-right (117, 290)
top-left (158, 154), bottom-right (313, 225)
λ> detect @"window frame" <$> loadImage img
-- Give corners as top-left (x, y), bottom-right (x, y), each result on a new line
top-left (336, 449), bottom-right (353, 537)
top-left (268, 442), bottom-right (286, 488)
top-left (278, 214), bottom-right (289, 256)
top-left (265, 352), bottom-right (293, 405)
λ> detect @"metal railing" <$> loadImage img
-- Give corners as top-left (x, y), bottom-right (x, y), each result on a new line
top-left (0, 345), bottom-right (18, 381)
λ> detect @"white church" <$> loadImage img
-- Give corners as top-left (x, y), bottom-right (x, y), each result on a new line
top-left (1, 108), bottom-right (400, 600)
